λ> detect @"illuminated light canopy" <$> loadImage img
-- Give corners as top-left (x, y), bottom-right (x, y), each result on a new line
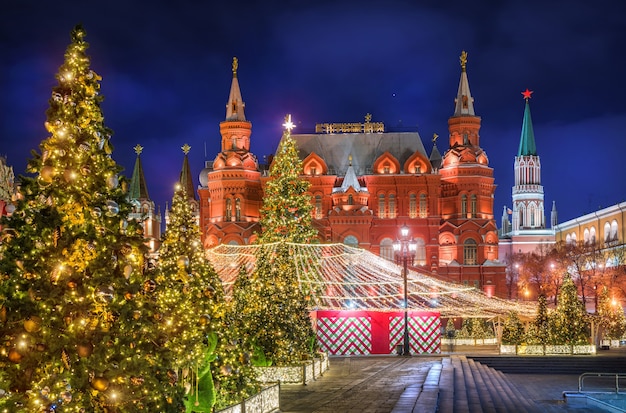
top-left (207, 242), bottom-right (536, 318)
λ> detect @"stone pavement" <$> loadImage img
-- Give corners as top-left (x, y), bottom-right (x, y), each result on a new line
top-left (278, 347), bottom-right (621, 413)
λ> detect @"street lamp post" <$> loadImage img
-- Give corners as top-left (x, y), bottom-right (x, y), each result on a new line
top-left (393, 225), bottom-right (417, 356)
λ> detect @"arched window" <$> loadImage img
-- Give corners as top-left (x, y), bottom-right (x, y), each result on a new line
top-left (571, 232), bottom-right (577, 242)
top-left (344, 235), bottom-right (359, 247)
top-left (604, 222), bottom-right (611, 242)
top-left (590, 227), bottom-right (596, 245)
top-left (470, 194), bottom-right (477, 218)
top-left (530, 204), bottom-right (536, 227)
top-left (566, 234), bottom-right (572, 244)
top-left (315, 195), bottom-right (322, 219)
top-left (388, 194), bottom-right (396, 218)
top-left (378, 194), bottom-right (385, 218)
top-left (611, 220), bottom-right (619, 241)
top-left (380, 238), bottom-right (394, 261)
top-left (235, 198), bottom-right (241, 221)
top-left (225, 198), bottom-right (232, 221)
top-left (409, 194), bottom-right (417, 218)
top-left (584, 228), bottom-right (590, 244)
top-left (461, 194), bottom-right (467, 217)
top-left (348, 194), bottom-right (354, 205)
top-left (463, 239), bottom-right (477, 265)
top-left (419, 194), bottom-right (427, 218)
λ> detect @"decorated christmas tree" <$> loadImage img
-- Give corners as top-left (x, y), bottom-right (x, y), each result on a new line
top-left (0, 25), bottom-right (179, 412)
top-left (526, 294), bottom-right (550, 345)
top-left (233, 115), bottom-right (317, 366)
top-left (549, 273), bottom-right (589, 345)
top-left (596, 286), bottom-right (626, 340)
top-left (501, 311), bottom-right (524, 345)
top-left (154, 183), bottom-right (257, 410)
top-left (233, 243), bottom-right (316, 366)
top-left (152, 185), bottom-right (224, 410)
top-left (257, 115), bottom-right (317, 244)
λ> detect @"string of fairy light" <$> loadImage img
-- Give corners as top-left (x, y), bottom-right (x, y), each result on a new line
top-left (206, 242), bottom-right (536, 318)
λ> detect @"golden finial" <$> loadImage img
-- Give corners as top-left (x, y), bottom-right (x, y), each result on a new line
top-left (134, 144), bottom-right (143, 155)
top-left (283, 114), bottom-right (295, 132)
top-left (432, 133), bottom-right (439, 143)
top-left (348, 154), bottom-right (353, 166)
top-left (365, 113), bottom-right (372, 123)
top-left (181, 144), bottom-right (191, 155)
top-left (460, 50), bottom-right (468, 71)
top-left (232, 57), bottom-right (238, 77)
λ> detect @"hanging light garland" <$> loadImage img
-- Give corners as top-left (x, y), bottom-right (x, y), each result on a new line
top-left (206, 242), bottom-right (536, 318)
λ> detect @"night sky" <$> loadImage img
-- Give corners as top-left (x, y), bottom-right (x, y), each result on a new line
top-left (2, 0), bottom-right (625, 226)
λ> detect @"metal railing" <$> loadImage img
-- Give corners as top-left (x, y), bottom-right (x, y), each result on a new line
top-left (579, 372), bottom-right (626, 393)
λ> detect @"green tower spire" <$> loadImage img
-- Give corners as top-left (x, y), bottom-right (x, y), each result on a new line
top-left (517, 89), bottom-right (537, 156)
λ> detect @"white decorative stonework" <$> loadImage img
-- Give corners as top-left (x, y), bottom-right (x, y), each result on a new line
top-left (215, 383), bottom-right (280, 413)
top-left (499, 345), bottom-right (596, 355)
top-left (253, 353), bottom-right (330, 385)
top-left (499, 345), bottom-right (516, 354)
top-left (442, 338), bottom-right (497, 346)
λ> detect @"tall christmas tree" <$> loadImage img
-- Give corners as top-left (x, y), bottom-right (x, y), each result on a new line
top-left (154, 183), bottom-right (257, 410)
top-left (549, 273), bottom-right (589, 345)
top-left (0, 25), bottom-right (179, 412)
top-left (257, 115), bottom-right (316, 244)
top-left (233, 115), bottom-right (317, 366)
top-left (596, 286), bottom-right (626, 340)
top-left (528, 294), bottom-right (550, 345)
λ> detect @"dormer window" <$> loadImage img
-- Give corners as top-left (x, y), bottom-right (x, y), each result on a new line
top-left (310, 166), bottom-right (317, 176)
top-left (383, 165), bottom-right (390, 174)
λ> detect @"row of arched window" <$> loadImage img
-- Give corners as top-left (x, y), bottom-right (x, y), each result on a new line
top-left (376, 193), bottom-right (428, 219)
top-left (564, 219), bottom-right (620, 245)
top-left (461, 194), bottom-right (478, 218)
top-left (224, 198), bottom-right (241, 221)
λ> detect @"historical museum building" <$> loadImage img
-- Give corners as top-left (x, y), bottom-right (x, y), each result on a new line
top-left (197, 53), bottom-right (507, 297)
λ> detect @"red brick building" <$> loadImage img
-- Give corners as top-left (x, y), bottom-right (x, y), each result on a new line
top-left (198, 53), bottom-right (507, 297)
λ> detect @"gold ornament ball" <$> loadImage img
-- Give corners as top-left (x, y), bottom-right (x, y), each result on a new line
top-left (77, 342), bottom-right (93, 358)
top-left (24, 316), bottom-right (42, 333)
top-left (40, 166), bottom-right (54, 182)
top-left (143, 280), bottom-right (156, 293)
top-left (90, 377), bottom-right (109, 392)
top-left (8, 349), bottom-right (22, 363)
top-left (220, 364), bottom-right (233, 376)
top-left (198, 314), bottom-right (211, 326)
top-left (177, 255), bottom-right (189, 269)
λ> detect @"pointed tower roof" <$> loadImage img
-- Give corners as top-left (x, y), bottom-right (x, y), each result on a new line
top-left (518, 89), bottom-right (537, 156)
top-left (129, 144), bottom-right (150, 200)
top-left (336, 155), bottom-right (364, 193)
top-left (225, 57), bottom-right (246, 121)
top-left (429, 133), bottom-right (442, 170)
top-left (179, 144), bottom-right (197, 201)
top-left (453, 50), bottom-right (475, 116)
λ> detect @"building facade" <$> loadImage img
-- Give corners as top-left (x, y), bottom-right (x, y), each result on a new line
top-left (554, 202), bottom-right (626, 250)
top-left (198, 53), bottom-right (507, 297)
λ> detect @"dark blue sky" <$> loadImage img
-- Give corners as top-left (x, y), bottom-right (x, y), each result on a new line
top-left (2, 0), bottom-right (625, 225)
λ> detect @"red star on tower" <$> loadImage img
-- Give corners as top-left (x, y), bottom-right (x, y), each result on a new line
top-left (521, 88), bottom-right (533, 100)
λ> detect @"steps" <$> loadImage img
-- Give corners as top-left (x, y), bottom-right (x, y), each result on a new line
top-left (468, 355), bottom-right (626, 375)
top-left (392, 356), bottom-right (540, 412)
